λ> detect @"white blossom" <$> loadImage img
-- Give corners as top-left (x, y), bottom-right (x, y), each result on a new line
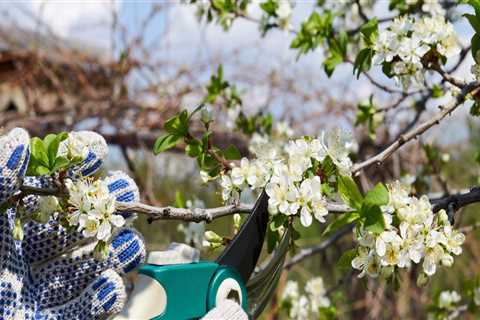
top-left (290, 295), bottom-right (309, 319)
top-left (321, 128), bottom-right (354, 174)
top-left (276, 1), bottom-right (292, 30)
top-left (281, 281), bottom-right (299, 301)
top-left (474, 287), bottom-right (480, 306)
top-left (65, 177), bottom-right (124, 242)
top-left (305, 277), bottom-right (331, 312)
top-left (219, 128), bottom-right (356, 229)
top-left (231, 158), bottom-right (251, 187)
top-left (353, 180), bottom-right (465, 279)
top-left (352, 247), bottom-right (380, 278)
top-left (438, 290), bottom-right (461, 309)
top-left (58, 132), bottom-right (89, 160)
top-left (275, 121), bottom-right (294, 137)
top-left (374, 15), bottom-right (460, 89)
top-left (220, 175), bottom-right (238, 202)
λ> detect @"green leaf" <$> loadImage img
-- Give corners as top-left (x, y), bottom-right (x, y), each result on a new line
top-left (337, 175), bottom-right (363, 210)
top-left (324, 52), bottom-right (343, 77)
top-left (30, 137), bottom-right (49, 167)
top-left (360, 18), bottom-right (378, 46)
top-left (465, 13), bottom-right (480, 34)
top-left (0, 202), bottom-right (10, 214)
top-left (201, 131), bottom-right (211, 152)
top-left (472, 33), bottom-right (480, 63)
top-left (45, 132), bottom-right (68, 167)
top-left (197, 152), bottom-right (219, 170)
top-left (175, 191), bottom-right (186, 208)
top-left (362, 205), bottom-right (386, 234)
top-left (271, 214), bottom-right (288, 231)
top-left (336, 248), bottom-right (357, 270)
top-left (431, 84), bottom-right (444, 98)
top-left (164, 110), bottom-right (189, 137)
top-left (185, 139), bottom-right (202, 157)
top-left (260, 0), bottom-right (278, 15)
top-left (353, 48), bottom-right (373, 78)
top-left (322, 212), bottom-right (360, 238)
top-left (471, 100), bottom-right (480, 116)
top-left (188, 104), bottom-right (205, 121)
top-left (364, 183), bottom-right (389, 207)
top-left (223, 144), bottom-right (241, 160)
top-left (355, 96), bottom-right (377, 139)
top-left (52, 157), bottom-right (69, 172)
top-left (382, 61), bottom-right (394, 78)
top-left (321, 156), bottom-right (337, 179)
top-left (468, 0), bottom-right (480, 17)
top-left (35, 165), bottom-right (51, 176)
top-left (153, 134), bottom-right (180, 154)
top-left (290, 11), bottom-right (333, 56)
top-left (266, 227), bottom-right (280, 253)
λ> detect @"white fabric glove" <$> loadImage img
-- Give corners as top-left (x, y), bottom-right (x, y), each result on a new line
top-left (201, 300), bottom-right (249, 320)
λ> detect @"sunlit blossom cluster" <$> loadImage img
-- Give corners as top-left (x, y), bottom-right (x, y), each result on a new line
top-left (406, 0), bottom-right (445, 16)
top-left (58, 131), bottom-right (90, 160)
top-left (281, 277), bottom-right (331, 319)
top-left (374, 15), bottom-right (460, 89)
top-left (219, 128), bottom-right (356, 227)
top-left (65, 178), bottom-right (125, 242)
top-left (351, 181), bottom-right (465, 280)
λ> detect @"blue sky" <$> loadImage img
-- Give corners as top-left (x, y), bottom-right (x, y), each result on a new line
top-left (1, 1), bottom-right (478, 143)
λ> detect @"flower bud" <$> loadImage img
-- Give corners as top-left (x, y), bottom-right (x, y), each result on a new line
top-left (13, 218), bottom-right (23, 241)
top-left (416, 272), bottom-right (429, 287)
top-left (204, 230), bottom-right (222, 243)
top-left (201, 106), bottom-right (214, 125)
top-left (94, 241), bottom-right (109, 260)
top-left (233, 214), bottom-right (241, 232)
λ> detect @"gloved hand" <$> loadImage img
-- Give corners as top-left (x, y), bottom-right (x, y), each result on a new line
top-left (0, 128), bottom-right (146, 319)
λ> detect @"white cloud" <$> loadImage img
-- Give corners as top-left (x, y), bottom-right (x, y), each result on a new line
top-left (2, 0), bottom-right (118, 49)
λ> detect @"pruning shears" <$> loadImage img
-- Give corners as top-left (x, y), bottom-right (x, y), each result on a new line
top-left (118, 191), bottom-right (290, 320)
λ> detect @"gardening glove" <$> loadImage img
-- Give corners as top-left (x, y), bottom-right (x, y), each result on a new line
top-left (0, 127), bottom-right (146, 320)
top-left (201, 300), bottom-right (248, 320)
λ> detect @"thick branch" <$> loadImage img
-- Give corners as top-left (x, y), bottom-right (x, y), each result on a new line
top-left (121, 202), bottom-right (252, 223)
top-left (431, 187), bottom-right (480, 213)
top-left (20, 185), bottom-right (351, 222)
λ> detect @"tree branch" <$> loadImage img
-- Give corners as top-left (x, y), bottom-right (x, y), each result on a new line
top-left (284, 223), bottom-right (354, 269)
top-left (352, 82), bottom-right (478, 173)
top-left (431, 187), bottom-right (480, 213)
top-left (19, 185), bottom-right (351, 223)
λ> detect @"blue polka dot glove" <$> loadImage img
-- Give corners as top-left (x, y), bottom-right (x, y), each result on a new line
top-left (0, 128), bottom-right (146, 319)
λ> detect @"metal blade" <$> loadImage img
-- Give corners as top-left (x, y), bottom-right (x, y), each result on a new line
top-left (216, 191), bottom-right (269, 283)
top-left (247, 226), bottom-right (291, 318)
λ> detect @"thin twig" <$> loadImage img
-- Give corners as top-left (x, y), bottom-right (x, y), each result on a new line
top-left (352, 82), bottom-right (478, 173)
top-left (447, 304), bottom-right (468, 320)
top-left (431, 65), bottom-right (467, 88)
top-left (284, 223), bottom-right (354, 269)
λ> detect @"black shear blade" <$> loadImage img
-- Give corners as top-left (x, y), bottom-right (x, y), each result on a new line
top-left (247, 226), bottom-right (291, 318)
top-left (216, 191), bottom-right (269, 283)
